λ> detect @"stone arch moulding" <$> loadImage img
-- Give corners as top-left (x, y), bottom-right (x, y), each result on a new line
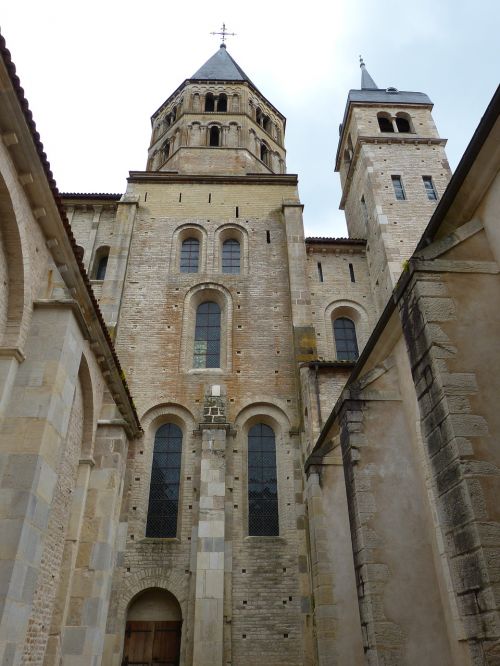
top-left (234, 401), bottom-right (294, 538)
top-left (77, 350), bottom-right (97, 459)
top-left (170, 223), bottom-right (208, 274)
top-left (0, 168), bottom-right (31, 351)
top-left (325, 299), bottom-right (369, 358)
top-left (116, 571), bottom-right (189, 665)
top-left (214, 222), bottom-right (249, 275)
top-left (140, 401), bottom-right (196, 436)
top-left (180, 282), bottom-right (233, 374)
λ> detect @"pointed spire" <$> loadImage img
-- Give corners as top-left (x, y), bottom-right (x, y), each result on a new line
top-left (359, 55), bottom-right (378, 90)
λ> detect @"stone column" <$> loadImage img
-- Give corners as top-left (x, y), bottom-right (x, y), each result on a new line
top-left (192, 386), bottom-right (227, 666)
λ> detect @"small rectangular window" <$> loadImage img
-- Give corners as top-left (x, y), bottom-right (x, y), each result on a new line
top-left (391, 176), bottom-right (406, 201)
top-left (317, 262), bottom-right (324, 282)
top-left (349, 263), bottom-right (355, 283)
top-left (422, 176), bottom-right (438, 201)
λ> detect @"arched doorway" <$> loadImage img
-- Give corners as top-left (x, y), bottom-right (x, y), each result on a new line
top-left (123, 588), bottom-right (182, 665)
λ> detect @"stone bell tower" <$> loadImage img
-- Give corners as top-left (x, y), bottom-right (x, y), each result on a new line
top-left (146, 43), bottom-right (287, 175)
top-left (335, 58), bottom-right (452, 312)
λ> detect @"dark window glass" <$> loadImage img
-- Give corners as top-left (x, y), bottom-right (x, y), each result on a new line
top-left (95, 253), bottom-right (108, 280)
top-left (391, 175), bottom-right (406, 200)
top-left (209, 126), bottom-right (220, 146)
top-left (146, 423), bottom-right (182, 538)
top-left (396, 116), bottom-right (411, 132)
top-left (260, 143), bottom-right (269, 164)
top-left (194, 301), bottom-right (221, 368)
top-left (378, 115), bottom-right (394, 132)
top-left (180, 238), bottom-right (199, 273)
top-left (217, 93), bottom-right (227, 112)
top-left (333, 317), bottom-right (359, 361)
top-left (248, 423), bottom-right (279, 536)
top-left (222, 239), bottom-right (240, 274)
top-left (423, 176), bottom-right (438, 200)
top-left (205, 93), bottom-right (215, 112)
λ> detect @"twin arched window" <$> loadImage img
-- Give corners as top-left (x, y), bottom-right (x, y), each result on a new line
top-left (194, 301), bottom-right (221, 368)
top-left (179, 236), bottom-right (241, 274)
top-left (248, 423), bottom-right (279, 536)
top-left (145, 420), bottom-right (279, 539)
top-left (146, 423), bottom-right (183, 538)
top-left (377, 112), bottom-right (412, 133)
top-left (333, 317), bottom-right (359, 361)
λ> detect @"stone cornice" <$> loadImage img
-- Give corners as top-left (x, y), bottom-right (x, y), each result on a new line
top-left (128, 170), bottom-right (298, 186)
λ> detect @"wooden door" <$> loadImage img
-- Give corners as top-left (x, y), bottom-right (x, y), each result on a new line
top-left (123, 621), bottom-right (181, 665)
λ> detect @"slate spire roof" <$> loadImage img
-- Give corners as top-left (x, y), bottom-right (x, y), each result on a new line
top-left (191, 44), bottom-right (254, 85)
top-left (359, 56), bottom-right (378, 90)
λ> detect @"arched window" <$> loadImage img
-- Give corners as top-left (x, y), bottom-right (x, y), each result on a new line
top-left (194, 302), bottom-right (220, 368)
top-left (222, 239), bottom-right (240, 274)
top-left (92, 247), bottom-right (109, 280)
top-left (205, 93), bottom-right (215, 112)
top-left (256, 107), bottom-right (263, 126)
top-left (162, 140), bottom-right (170, 161)
top-left (217, 93), bottom-right (227, 112)
top-left (333, 317), bottom-right (359, 361)
top-left (377, 113), bottom-right (394, 132)
top-left (146, 423), bottom-right (182, 538)
top-left (180, 238), bottom-right (200, 273)
top-left (260, 142), bottom-right (269, 165)
top-left (209, 126), bottom-right (220, 147)
top-left (263, 115), bottom-right (272, 133)
top-left (395, 114), bottom-right (411, 133)
top-left (248, 423), bottom-right (279, 536)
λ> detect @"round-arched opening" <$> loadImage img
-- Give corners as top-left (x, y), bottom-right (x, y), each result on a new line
top-left (205, 93), bottom-right (215, 112)
top-left (123, 588), bottom-right (182, 665)
top-left (217, 93), bottom-right (227, 112)
top-left (209, 125), bottom-right (220, 147)
top-left (377, 113), bottom-right (394, 133)
top-left (395, 113), bottom-right (412, 133)
top-left (260, 142), bottom-right (269, 165)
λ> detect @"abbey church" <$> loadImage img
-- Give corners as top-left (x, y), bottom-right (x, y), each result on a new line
top-left (0, 30), bottom-right (500, 666)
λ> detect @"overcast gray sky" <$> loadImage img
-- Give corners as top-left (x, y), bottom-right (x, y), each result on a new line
top-left (2, 0), bottom-right (499, 236)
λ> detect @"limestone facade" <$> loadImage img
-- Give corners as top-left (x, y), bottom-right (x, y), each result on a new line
top-left (1, 32), bottom-right (500, 666)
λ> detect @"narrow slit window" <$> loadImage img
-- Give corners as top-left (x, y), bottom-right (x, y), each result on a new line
top-left (194, 302), bottom-right (221, 368)
top-left (333, 317), bottom-right (359, 361)
top-left (208, 193), bottom-right (211, 203)
top-left (222, 239), bottom-right (240, 274)
top-left (235, 206), bottom-right (239, 218)
top-left (248, 423), bottom-right (279, 536)
top-left (146, 423), bottom-right (182, 538)
top-left (349, 263), bottom-right (355, 282)
top-left (317, 262), bottom-right (324, 282)
top-left (391, 175), bottom-right (406, 201)
top-left (93, 248), bottom-right (109, 280)
top-left (422, 176), bottom-right (438, 201)
top-left (266, 230), bottom-right (271, 244)
top-left (180, 238), bottom-right (200, 273)
top-left (361, 195), bottom-right (368, 229)
top-left (178, 192), bottom-right (182, 202)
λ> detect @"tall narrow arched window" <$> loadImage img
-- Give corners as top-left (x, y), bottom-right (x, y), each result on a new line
top-left (333, 317), bottom-right (359, 361)
top-left (217, 93), bottom-right (227, 112)
top-left (93, 247), bottom-right (109, 280)
top-left (205, 93), bottom-right (215, 112)
top-left (209, 126), bottom-right (220, 146)
top-left (248, 423), bottom-right (279, 536)
top-left (222, 239), bottom-right (240, 274)
top-left (194, 302), bottom-right (220, 368)
top-left (180, 238), bottom-right (200, 273)
top-left (260, 142), bottom-right (269, 165)
top-left (146, 423), bottom-right (182, 538)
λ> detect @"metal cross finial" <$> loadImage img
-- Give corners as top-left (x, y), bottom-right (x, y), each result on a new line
top-left (211, 23), bottom-right (236, 46)
top-left (359, 55), bottom-right (365, 67)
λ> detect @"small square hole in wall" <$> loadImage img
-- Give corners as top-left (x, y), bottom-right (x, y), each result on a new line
top-left (234, 504), bottom-right (238, 508)
top-left (135, 477), bottom-right (140, 481)
top-left (188, 505), bottom-right (192, 510)
top-left (237, 291), bottom-right (241, 295)
top-left (289, 596), bottom-right (292, 601)
top-left (274, 370), bottom-right (279, 374)
top-left (243, 600), bottom-right (247, 605)
top-left (286, 399), bottom-right (291, 403)
top-left (233, 449), bottom-right (238, 453)
top-left (242, 634), bottom-right (247, 639)
top-left (284, 634), bottom-right (289, 639)
top-left (283, 567), bottom-right (287, 572)
top-left (230, 398), bottom-right (235, 402)
top-left (282, 600), bottom-right (287, 605)
top-left (186, 476), bottom-right (191, 480)
top-left (140, 451), bottom-right (143, 455)
top-left (185, 569), bottom-right (190, 574)
top-left (237, 370), bottom-right (241, 374)
top-left (126, 567), bottom-right (130, 572)
top-left (188, 536), bottom-right (191, 541)
top-left (242, 568), bottom-right (246, 573)
top-left (132, 506), bottom-right (137, 511)
top-left (130, 535), bottom-right (134, 540)
top-left (235, 476), bottom-right (239, 481)
top-left (237, 325), bottom-right (242, 329)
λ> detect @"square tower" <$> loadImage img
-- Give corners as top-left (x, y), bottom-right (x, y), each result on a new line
top-left (335, 61), bottom-right (452, 311)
